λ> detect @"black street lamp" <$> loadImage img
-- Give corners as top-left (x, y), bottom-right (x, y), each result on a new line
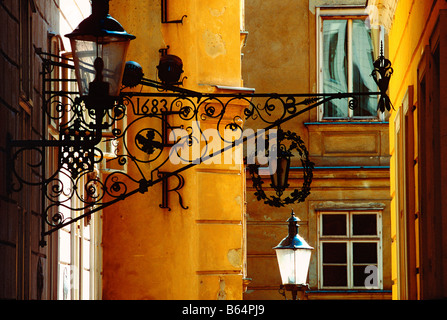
top-left (65, 0), bottom-right (135, 101)
top-left (274, 210), bottom-right (313, 300)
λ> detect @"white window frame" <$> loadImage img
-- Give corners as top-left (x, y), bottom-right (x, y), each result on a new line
top-left (317, 210), bottom-right (383, 290)
top-left (56, 170), bottom-right (103, 300)
top-left (316, 7), bottom-right (386, 121)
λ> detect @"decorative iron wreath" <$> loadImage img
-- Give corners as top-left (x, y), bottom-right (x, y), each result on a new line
top-left (247, 130), bottom-right (314, 208)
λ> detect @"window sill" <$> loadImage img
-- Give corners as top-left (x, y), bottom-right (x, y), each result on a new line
top-left (306, 289), bottom-right (392, 300)
top-left (305, 121), bottom-right (389, 126)
top-left (308, 289), bottom-right (391, 293)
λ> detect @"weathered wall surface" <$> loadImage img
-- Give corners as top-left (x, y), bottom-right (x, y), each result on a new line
top-left (242, 0), bottom-right (391, 300)
top-left (102, 0), bottom-right (247, 300)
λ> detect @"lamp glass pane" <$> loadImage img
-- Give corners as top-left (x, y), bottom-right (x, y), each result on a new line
top-left (270, 156), bottom-right (290, 190)
top-left (275, 248), bottom-right (311, 285)
top-left (70, 37), bottom-right (130, 97)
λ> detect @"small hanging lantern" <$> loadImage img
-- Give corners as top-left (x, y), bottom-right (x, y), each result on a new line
top-left (248, 129), bottom-right (314, 208)
top-left (269, 144), bottom-right (292, 197)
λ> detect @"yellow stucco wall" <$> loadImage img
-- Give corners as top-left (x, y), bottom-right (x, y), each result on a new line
top-left (101, 0), bottom-right (247, 300)
top-left (387, 0), bottom-right (447, 300)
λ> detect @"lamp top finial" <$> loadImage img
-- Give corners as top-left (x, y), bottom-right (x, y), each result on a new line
top-left (273, 209), bottom-right (313, 250)
top-left (288, 209), bottom-right (300, 222)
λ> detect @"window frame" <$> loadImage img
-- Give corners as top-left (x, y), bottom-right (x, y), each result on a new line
top-left (318, 210), bottom-right (383, 290)
top-left (316, 7), bottom-right (386, 122)
top-left (51, 51), bottom-right (103, 301)
top-left (20, 0), bottom-right (32, 101)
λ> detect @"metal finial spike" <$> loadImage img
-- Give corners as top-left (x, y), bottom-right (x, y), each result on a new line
top-left (289, 209), bottom-right (300, 222)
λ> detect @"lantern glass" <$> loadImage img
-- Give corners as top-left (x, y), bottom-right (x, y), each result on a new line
top-left (66, 0), bottom-right (135, 98)
top-left (275, 247), bottom-right (312, 285)
top-left (70, 36), bottom-right (130, 97)
top-left (270, 153), bottom-right (290, 194)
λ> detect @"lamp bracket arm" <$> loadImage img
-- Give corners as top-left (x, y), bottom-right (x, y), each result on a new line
top-left (161, 0), bottom-right (187, 24)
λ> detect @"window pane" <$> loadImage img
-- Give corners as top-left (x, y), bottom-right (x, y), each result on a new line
top-left (322, 214), bottom-right (347, 236)
top-left (352, 19), bottom-right (377, 117)
top-left (59, 266), bottom-right (71, 300)
top-left (353, 242), bottom-right (377, 263)
top-left (83, 238), bottom-right (90, 269)
top-left (83, 269), bottom-right (90, 300)
top-left (323, 266), bottom-right (347, 287)
top-left (323, 242), bottom-right (347, 263)
top-left (323, 19), bottom-right (348, 118)
top-left (352, 214), bottom-right (377, 235)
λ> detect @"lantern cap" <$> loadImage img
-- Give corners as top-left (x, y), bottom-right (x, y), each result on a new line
top-left (65, 0), bottom-right (135, 41)
top-left (122, 61), bottom-right (144, 87)
top-left (157, 54), bottom-right (184, 84)
top-left (273, 210), bottom-right (314, 250)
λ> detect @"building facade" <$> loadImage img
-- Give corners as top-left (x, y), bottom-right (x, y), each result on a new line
top-left (101, 0), bottom-right (249, 300)
top-left (5, 0), bottom-right (446, 302)
top-left (384, 0), bottom-right (447, 300)
top-left (1, 0), bottom-right (249, 300)
top-left (242, 0), bottom-right (392, 300)
top-left (0, 0), bottom-right (96, 300)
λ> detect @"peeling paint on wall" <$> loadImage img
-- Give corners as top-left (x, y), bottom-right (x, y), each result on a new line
top-left (210, 7), bottom-right (226, 17)
top-left (217, 277), bottom-right (226, 300)
top-left (227, 248), bottom-right (242, 268)
top-left (203, 30), bottom-right (227, 58)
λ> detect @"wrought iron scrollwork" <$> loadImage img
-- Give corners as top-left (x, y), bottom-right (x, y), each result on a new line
top-left (5, 47), bottom-right (392, 246)
top-left (371, 43), bottom-right (394, 112)
top-left (247, 129), bottom-right (314, 208)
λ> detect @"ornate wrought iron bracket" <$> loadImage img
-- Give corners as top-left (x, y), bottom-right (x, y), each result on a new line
top-left (5, 47), bottom-right (392, 247)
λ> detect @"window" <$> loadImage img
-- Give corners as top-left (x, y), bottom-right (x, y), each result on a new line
top-left (317, 8), bottom-right (383, 120)
top-left (48, 50), bottom-right (102, 301)
top-left (20, 0), bottom-right (31, 100)
top-left (57, 198), bottom-right (101, 300)
top-left (49, 58), bottom-right (101, 300)
top-left (47, 36), bottom-right (63, 130)
top-left (318, 211), bottom-right (382, 289)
